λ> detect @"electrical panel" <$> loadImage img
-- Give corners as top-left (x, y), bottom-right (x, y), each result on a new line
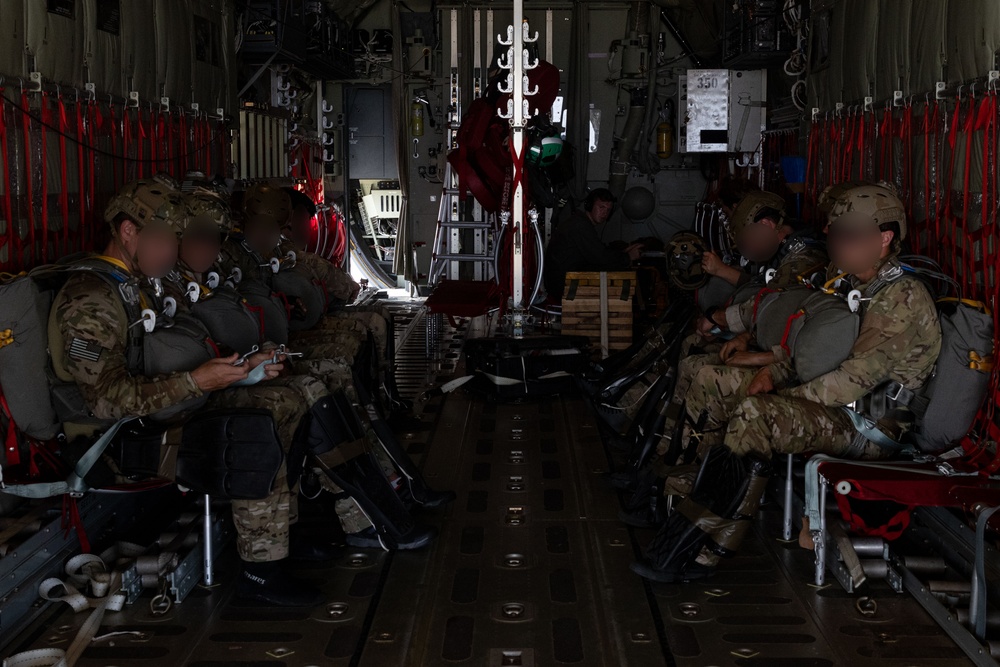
top-left (722, 0), bottom-right (794, 67)
top-left (242, 0), bottom-right (353, 79)
top-left (680, 69), bottom-right (767, 154)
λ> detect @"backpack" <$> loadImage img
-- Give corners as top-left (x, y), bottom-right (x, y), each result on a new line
top-left (907, 297), bottom-right (994, 452)
top-left (840, 260), bottom-right (995, 454)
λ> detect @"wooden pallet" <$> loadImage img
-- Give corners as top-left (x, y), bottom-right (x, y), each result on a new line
top-left (562, 271), bottom-right (635, 356)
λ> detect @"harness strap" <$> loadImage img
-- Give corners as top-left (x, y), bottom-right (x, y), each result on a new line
top-left (842, 407), bottom-right (912, 453)
top-left (0, 417), bottom-right (134, 498)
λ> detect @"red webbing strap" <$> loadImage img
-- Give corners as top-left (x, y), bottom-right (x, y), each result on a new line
top-left (779, 310), bottom-right (805, 356)
top-left (921, 101), bottom-right (939, 261)
top-left (166, 110), bottom-right (175, 175)
top-left (751, 287), bottom-right (778, 323)
top-left (857, 109), bottom-right (871, 180)
top-left (56, 95), bottom-right (70, 256)
top-left (834, 491), bottom-right (913, 541)
top-left (75, 100), bottom-right (87, 254)
top-left (1, 390), bottom-right (20, 467)
top-left (878, 107), bottom-right (894, 182)
top-left (62, 495), bottom-right (91, 553)
top-left (805, 117), bottom-right (822, 224)
top-left (245, 304), bottom-right (266, 341)
top-left (960, 97), bottom-right (977, 296)
top-left (137, 107), bottom-right (147, 178)
top-left (899, 103), bottom-right (914, 218)
top-left (840, 112), bottom-right (854, 183)
top-left (107, 101), bottom-right (119, 190)
top-left (85, 101), bottom-right (97, 252)
top-left (39, 93), bottom-right (50, 263)
top-left (21, 91), bottom-right (36, 260)
top-left (0, 90), bottom-right (14, 268)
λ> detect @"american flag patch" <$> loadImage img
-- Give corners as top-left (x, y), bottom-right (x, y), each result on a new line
top-left (68, 338), bottom-right (105, 363)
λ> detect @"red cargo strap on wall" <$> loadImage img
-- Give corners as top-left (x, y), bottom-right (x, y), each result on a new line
top-left (86, 101), bottom-right (98, 252)
top-left (39, 93), bottom-right (51, 263)
top-left (56, 96), bottom-right (71, 256)
top-left (75, 99), bottom-right (87, 254)
top-left (21, 91), bottom-right (36, 259)
top-left (0, 90), bottom-right (14, 262)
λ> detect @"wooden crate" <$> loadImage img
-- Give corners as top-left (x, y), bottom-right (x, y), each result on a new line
top-left (562, 271), bottom-right (635, 356)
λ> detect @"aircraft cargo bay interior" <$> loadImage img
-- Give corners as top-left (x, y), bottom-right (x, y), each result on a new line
top-left (2, 1), bottom-right (1000, 666)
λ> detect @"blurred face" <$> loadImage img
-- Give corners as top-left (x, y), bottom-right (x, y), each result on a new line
top-left (827, 215), bottom-right (893, 276)
top-left (181, 220), bottom-right (224, 273)
top-left (285, 207), bottom-right (313, 251)
top-left (589, 199), bottom-right (614, 224)
top-left (121, 218), bottom-right (179, 279)
top-left (243, 216), bottom-right (282, 257)
top-left (735, 217), bottom-right (781, 263)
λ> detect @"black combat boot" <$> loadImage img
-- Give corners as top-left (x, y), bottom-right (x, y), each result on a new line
top-left (236, 560), bottom-right (324, 606)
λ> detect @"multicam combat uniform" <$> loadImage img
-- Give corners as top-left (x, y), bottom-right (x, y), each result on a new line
top-left (724, 259), bottom-right (941, 460)
top-left (51, 268), bottom-right (371, 564)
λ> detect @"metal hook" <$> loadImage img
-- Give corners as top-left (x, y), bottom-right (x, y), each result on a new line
top-left (498, 25), bottom-right (514, 46)
top-left (521, 21), bottom-right (538, 43)
top-left (497, 98), bottom-right (514, 120)
top-left (522, 75), bottom-right (538, 96)
top-left (522, 49), bottom-right (539, 70)
top-left (497, 74), bottom-right (514, 95)
top-left (957, 84), bottom-right (964, 101)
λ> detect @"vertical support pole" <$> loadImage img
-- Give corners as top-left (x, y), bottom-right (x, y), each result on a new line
top-left (815, 477), bottom-right (828, 586)
top-left (472, 9), bottom-right (485, 280)
top-left (448, 8), bottom-right (462, 281)
top-left (783, 453), bottom-right (795, 541)
top-left (499, 0), bottom-right (538, 336)
top-left (203, 494), bottom-right (214, 586)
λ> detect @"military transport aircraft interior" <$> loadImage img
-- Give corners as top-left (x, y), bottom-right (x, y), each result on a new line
top-left (5, 0), bottom-right (1000, 665)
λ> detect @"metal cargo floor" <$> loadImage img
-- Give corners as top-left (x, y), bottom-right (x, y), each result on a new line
top-left (3, 314), bottom-right (975, 666)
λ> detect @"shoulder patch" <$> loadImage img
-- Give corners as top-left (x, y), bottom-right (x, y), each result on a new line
top-left (68, 337), bottom-right (106, 363)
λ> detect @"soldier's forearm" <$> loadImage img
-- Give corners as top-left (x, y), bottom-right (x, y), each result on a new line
top-left (87, 371), bottom-right (204, 420)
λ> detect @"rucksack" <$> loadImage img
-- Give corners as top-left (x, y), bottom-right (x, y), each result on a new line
top-left (907, 297), bottom-right (994, 452)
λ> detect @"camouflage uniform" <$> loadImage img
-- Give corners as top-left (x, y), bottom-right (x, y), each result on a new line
top-left (278, 239), bottom-right (389, 361)
top-left (50, 272), bottom-right (204, 435)
top-left (724, 264), bottom-right (941, 460)
top-left (207, 374), bottom-right (372, 559)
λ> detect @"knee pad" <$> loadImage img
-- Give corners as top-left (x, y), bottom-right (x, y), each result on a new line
top-left (177, 409), bottom-right (284, 500)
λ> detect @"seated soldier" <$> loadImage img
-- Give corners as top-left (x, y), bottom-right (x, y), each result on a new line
top-left (631, 182), bottom-right (943, 583)
top-left (172, 187), bottom-right (453, 525)
top-left (51, 179), bottom-right (435, 608)
top-left (219, 185), bottom-right (377, 380)
top-left (280, 187), bottom-right (410, 411)
top-left (49, 178), bottom-right (325, 606)
top-left (543, 188), bottom-right (642, 300)
top-left (698, 177), bottom-right (760, 288)
top-left (603, 191), bottom-right (828, 467)
top-left (695, 190), bottom-right (827, 342)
